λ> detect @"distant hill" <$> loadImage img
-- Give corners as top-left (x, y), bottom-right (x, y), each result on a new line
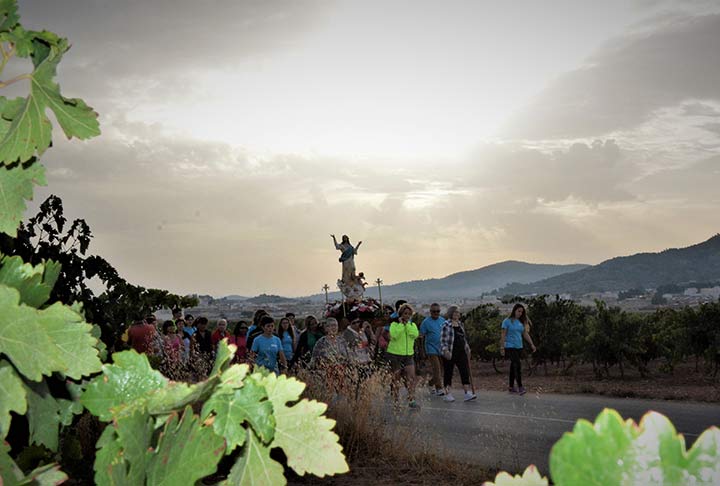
top-left (308, 261), bottom-right (589, 301)
top-left (244, 293), bottom-right (297, 304)
top-left (499, 234), bottom-right (720, 296)
top-left (219, 295), bottom-right (249, 301)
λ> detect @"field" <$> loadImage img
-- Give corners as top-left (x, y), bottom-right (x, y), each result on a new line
top-left (468, 359), bottom-right (720, 402)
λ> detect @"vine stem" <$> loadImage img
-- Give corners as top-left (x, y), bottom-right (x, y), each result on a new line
top-left (0, 72), bottom-right (30, 89)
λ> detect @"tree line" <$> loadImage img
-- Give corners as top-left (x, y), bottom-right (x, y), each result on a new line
top-left (459, 296), bottom-right (720, 378)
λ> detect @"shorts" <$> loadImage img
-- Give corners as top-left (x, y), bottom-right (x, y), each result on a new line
top-left (386, 353), bottom-right (414, 371)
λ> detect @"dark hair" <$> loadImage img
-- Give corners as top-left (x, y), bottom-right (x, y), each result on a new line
top-left (195, 317), bottom-right (209, 326)
top-left (285, 312), bottom-right (295, 319)
top-left (277, 317), bottom-right (295, 341)
top-left (305, 315), bottom-right (318, 329)
top-left (172, 308), bottom-right (181, 314)
top-left (185, 314), bottom-right (194, 320)
top-left (509, 304), bottom-right (528, 324)
top-left (145, 315), bottom-right (157, 324)
top-left (253, 309), bottom-right (268, 327)
top-left (233, 320), bottom-right (248, 337)
top-left (394, 299), bottom-right (407, 311)
top-left (162, 320), bottom-right (176, 334)
top-left (260, 315), bottom-right (275, 327)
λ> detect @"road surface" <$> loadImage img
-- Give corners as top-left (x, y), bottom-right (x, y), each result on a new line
top-left (385, 388), bottom-right (720, 475)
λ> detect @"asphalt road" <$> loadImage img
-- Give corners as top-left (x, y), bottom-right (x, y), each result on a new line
top-left (385, 388), bottom-right (720, 475)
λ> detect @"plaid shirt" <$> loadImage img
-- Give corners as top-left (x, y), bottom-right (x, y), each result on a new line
top-left (440, 321), bottom-right (470, 359)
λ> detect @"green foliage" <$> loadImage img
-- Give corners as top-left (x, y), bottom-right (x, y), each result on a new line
top-left (0, 195), bottom-right (199, 348)
top-left (483, 466), bottom-right (548, 486)
top-left (83, 344), bottom-right (348, 485)
top-left (0, 0), bottom-right (100, 237)
top-left (487, 409), bottom-right (720, 485)
top-left (0, 162), bottom-right (46, 237)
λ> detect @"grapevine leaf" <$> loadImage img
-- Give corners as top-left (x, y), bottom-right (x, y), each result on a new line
top-left (686, 426), bottom-right (720, 483)
top-left (57, 398), bottom-right (82, 426)
top-left (0, 441), bottom-right (24, 485)
top-left (1, 25), bottom-right (33, 57)
top-left (0, 161), bottom-right (46, 237)
top-left (23, 462), bottom-right (68, 486)
top-left (0, 33), bottom-right (100, 165)
top-left (115, 411), bottom-right (154, 485)
top-left (226, 430), bottom-right (286, 486)
top-left (93, 426), bottom-right (127, 486)
top-left (262, 374), bottom-right (348, 477)
top-left (219, 364), bottom-right (250, 391)
top-left (550, 409), bottom-right (638, 485)
top-left (0, 284), bottom-right (102, 381)
top-left (25, 380), bottom-right (62, 451)
top-left (0, 360), bottom-right (25, 439)
top-left (482, 465), bottom-right (549, 486)
top-left (0, 253), bottom-right (60, 307)
top-left (81, 350), bottom-right (167, 421)
top-left (211, 339), bottom-right (236, 376)
top-left (146, 407), bottom-right (226, 486)
top-left (0, 0), bottom-right (19, 32)
top-left (201, 377), bottom-right (275, 453)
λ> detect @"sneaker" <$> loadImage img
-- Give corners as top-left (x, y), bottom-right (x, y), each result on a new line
top-left (518, 387), bottom-right (527, 396)
top-left (435, 389), bottom-right (446, 397)
top-left (443, 393), bottom-right (455, 402)
top-left (429, 388), bottom-right (437, 396)
top-left (408, 400), bottom-right (420, 409)
top-left (508, 387), bottom-right (518, 394)
top-left (464, 391), bottom-right (477, 402)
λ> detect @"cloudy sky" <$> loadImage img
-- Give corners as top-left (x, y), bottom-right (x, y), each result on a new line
top-left (17, 0), bottom-right (720, 297)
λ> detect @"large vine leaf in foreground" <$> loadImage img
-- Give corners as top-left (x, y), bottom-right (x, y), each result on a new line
top-left (0, 162), bottom-right (46, 237)
top-left (550, 408), bottom-right (720, 485)
top-left (146, 407), bottom-right (226, 486)
top-left (226, 430), bottom-right (286, 486)
top-left (81, 350), bottom-right (168, 421)
top-left (261, 374), bottom-right (349, 477)
top-left (0, 32), bottom-right (100, 165)
top-left (0, 253), bottom-right (60, 307)
top-left (0, 359), bottom-right (26, 439)
top-left (202, 376), bottom-right (275, 453)
top-left (0, 284), bottom-right (102, 381)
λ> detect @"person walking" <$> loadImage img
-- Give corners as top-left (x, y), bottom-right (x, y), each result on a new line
top-left (440, 306), bottom-right (476, 402)
top-left (292, 315), bottom-right (324, 369)
top-left (387, 303), bottom-right (420, 409)
top-left (277, 317), bottom-right (296, 365)
top-left (229, 321), bottom-right (249, 363)
top-left (212, 319), bottom-right (230, 348)
top-left (420, 303), bottom-right (446, 396)
top-left (250, 316), bottom-right (287, 374)
top-left (500, 304), bottom-right (537, 395)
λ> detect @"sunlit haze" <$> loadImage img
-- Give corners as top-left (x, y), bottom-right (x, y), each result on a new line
top-left (20, 0), bottom-right (720, 297)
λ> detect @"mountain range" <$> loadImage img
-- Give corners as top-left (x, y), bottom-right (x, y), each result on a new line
top-left (498, 234), bottom-right (720, 296)
top-left (307, 261), bottom-right (589, 301)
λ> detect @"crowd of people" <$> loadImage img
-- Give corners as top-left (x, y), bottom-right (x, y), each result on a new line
top-left (124, 300), bottom-right (537, 407)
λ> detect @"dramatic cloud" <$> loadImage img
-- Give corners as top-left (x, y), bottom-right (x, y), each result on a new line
top-left (14, 1), bottom-right (720, 296)
top-left (503, 13), bottom-right (720, 140)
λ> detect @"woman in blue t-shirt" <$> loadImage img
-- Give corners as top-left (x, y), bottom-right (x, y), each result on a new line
top-left (250, 316), bottom-right (287, 374)
top-left (500, 304), bottom-right (537, 395)
top-left (276, 317), bottom-right (295, 364)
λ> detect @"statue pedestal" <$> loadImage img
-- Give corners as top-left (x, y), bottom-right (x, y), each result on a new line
top-left (324, 297), bottom-right (380, 320)
top-left (337, 279), bottom-right (365, 301)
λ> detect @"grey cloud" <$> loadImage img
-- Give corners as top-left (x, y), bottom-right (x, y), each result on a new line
top-left (502, 14), bottom-right (720, 139)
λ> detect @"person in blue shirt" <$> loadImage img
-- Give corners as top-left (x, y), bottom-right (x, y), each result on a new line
top-left (250, 316), bottom-right (287, 374)
top-left (276, 317), bottom-right (295, 363)
top-left (500, 304), bottom-right (537, 395)
top-left (420, 303), bottom-right (445, 396)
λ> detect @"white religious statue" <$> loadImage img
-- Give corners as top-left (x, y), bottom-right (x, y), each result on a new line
top-left (331, 234), bottom-right (365, 300)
